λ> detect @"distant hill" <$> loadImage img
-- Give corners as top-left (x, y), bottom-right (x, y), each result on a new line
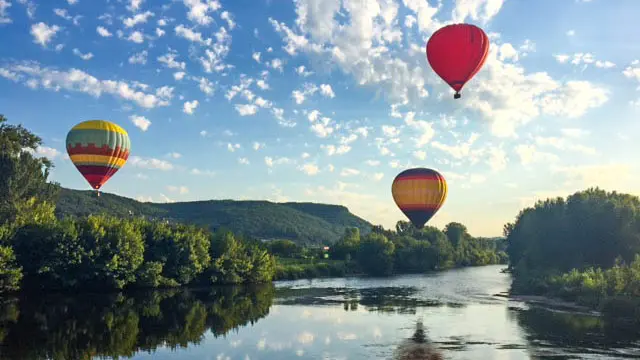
top-left (55, 188), bottom-right (373, 245)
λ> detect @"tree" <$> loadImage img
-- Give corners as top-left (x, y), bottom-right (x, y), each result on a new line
top-left (357, 233), bottom-right (395, 276)
top-left (0, 114), bottom-right (59, 226)
top-left (330, 227), bottom-right (360, 261)
top-left (506, 188), bottom-right (640, 280)
top-left (444, 222), bottom-right (468, 247)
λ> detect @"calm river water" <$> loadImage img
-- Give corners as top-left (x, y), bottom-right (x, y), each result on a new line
top-left (0, 265), bottom-right (639, 359)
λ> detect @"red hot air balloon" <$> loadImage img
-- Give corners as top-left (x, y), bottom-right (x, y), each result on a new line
top-left (426, 23), bottom-right (489, 99)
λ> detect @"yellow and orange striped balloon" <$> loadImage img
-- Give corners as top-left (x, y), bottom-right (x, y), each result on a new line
top-left (391, 168), bottom-right (447, 229)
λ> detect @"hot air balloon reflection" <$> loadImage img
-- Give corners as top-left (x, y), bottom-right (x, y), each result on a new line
top-left (426, 23), bottom-right (489, 99)
top-left (391, 168), bottom-right (447, 229)
top-left (393, 320), bottom-right (444, 360)
top-left (66, 120), bottom-right (130, 196)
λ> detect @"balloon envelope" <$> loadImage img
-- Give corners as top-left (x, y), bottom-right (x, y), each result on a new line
top-left (66, 120), bottom-right (130, 190)
top-left (426, 23), bottom-right (489, 99)
top-left (391, 168), bottom-right (447, 229)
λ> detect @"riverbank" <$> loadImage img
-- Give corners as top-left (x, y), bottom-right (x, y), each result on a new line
top-left (274, 257), bottom-right (508, 281)
top-left (507, 258), bottom-right (640, 327)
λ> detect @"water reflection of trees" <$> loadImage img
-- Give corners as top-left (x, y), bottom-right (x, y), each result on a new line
top-left (515, 307), bottom-right (640, 352)
top-left (275, 286), bottom-right (463, 314)
top-left (0, 285), bottom-right (274, 360)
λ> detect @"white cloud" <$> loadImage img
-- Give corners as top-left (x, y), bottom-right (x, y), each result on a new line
top-left (128, 50), bottom-right (147, 64)
top-left (487, 146), bottom-right (507, 171)
top-left (340, 168), bottom-right (360, 177)
top-left (167, 152), bottom-right (182, 159)
top-left (158, 51), bottom-right (186, 70)
top-left (253, 142), bottom-right (264, 151)
top-left (191, 168), bottom-right (216, 176)
top-left (175, 24), bottom-right (211, 45)
top-left (31, 22), bottom-right (60, 47)
top-left (514, 144), bottom-right (559, 166)
top-left (463, 46), bottom-right (610, 137)
top-left (534, 135), bottom-right (597, 155)
top-left (413, 150), bottom-right (426, 160)
top-left (220, 10), bottom-right (235, 29)
top-left (123, 11), bottom-right (154, 28)
top-left (173, 71), bottom-right (186, 80)
top-left (167, 185), bottom-right (189, 194)
top-left (28, 146), bottom-right (61, 159)
top-left (321, 144), bottom-right (351, 156)
top-left (127, 31), bottom-right (145, 43)
top-left (129, 115), bottom-right (151, 131)
top-left (183, 100), bottom-right (199, 114)
top-left (238, 157), bottom-right (250, 165)
top-left (227, 143), bottom-right (240, 152)
top-left (264, 156), bottom-right (293, 167)
top-left (299, 163), bottom-right (319, 175)
top-left (72, 48), bottom-right (93, 60)
top-left (0, 0), bottom-right (12, 24)
top-left (198, 76), bottom-right (214, 95)
top-left (96, 26), bottom-right (112, 37)
top-left (269, 58), bottom-right (284, 72)
top-left (129, 156), bottom-right (173, 170)
top-left (451, 0), bottom-right (506, 24)
top-left (291, 83), bottom-right (318, 104)
top-left (235, 104), bottom-right (258, 116)
top-left (182, 0), bottom-right (222, 26)
top-left (561, 128), bottom-right (590, 138)
top-left (381, 125), bottom-right (400, 138)
top-left (127, 0), bottom-right (144, 12)
top-left (319, 84), bottom-right (335, 98)
top-left (0, 62), bottom-right (173, 109)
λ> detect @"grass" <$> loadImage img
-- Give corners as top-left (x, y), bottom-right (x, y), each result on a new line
top-left (273, 257), bottom-right (360, 280)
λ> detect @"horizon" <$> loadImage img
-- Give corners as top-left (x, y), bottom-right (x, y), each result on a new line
top-left (1, 0), bottom-right (639, 237)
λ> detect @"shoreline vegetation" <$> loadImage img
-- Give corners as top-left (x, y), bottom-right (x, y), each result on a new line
top-left (504, 187), bottom-right (640, 327)
top-left (0, 114), bottom-right (507, 294)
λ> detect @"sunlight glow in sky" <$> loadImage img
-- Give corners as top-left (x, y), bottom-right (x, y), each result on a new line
top-left (1, 0), bottom-right (639, 236)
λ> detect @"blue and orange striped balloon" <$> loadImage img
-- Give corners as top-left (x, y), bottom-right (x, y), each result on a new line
top-left (391, 168), bottom-right (447, 229)
top-left (66, 120), bottom-right (130, 191)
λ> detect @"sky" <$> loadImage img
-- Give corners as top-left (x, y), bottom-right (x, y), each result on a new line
top-left (0, 0), bottom-right (639, 237)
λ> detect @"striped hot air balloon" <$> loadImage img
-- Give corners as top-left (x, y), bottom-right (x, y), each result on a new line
top-left (66, 120), bottom-right (130, 195)
top-left (391, 168), bottom-right (447, 229)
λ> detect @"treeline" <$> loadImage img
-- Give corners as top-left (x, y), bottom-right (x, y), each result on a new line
top-left (271, 221), bottom-right (508, 279)
top-left (0, 115), bottom-right (277, 292)
top-left (505, 188), bottom-right (640, 323)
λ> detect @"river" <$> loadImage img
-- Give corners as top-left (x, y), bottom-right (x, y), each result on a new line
top-left (0, 265), bottom-right (638, 359)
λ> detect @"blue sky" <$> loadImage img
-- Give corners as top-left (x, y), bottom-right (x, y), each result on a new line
top-left (1, 0), bottom-right (639, 237)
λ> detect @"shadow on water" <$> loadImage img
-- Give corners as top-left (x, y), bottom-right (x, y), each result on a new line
top-left (512, 305), bottom-right (640, 358)
top-left (392, 320), bottom-right (444, 360)
top-left (274, 286), bottom-right (465, 314)
top-left (0, 285), bottom-right (274, 360)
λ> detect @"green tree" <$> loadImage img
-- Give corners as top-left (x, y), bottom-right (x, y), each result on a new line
top-left (0, 114), bottom-right (59, 226)
top-left (357, 233), bottom-right (395, 276)
top-left (331, 227), bottom-right (360, 261)
top-left (266, 239), bottom-right (302, 258)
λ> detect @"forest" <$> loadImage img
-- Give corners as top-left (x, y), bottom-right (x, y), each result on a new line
top-left (0, 114), bottom-right (507, 292)
top-left (55, 187), bottom-right (374, 245)
top-left (505, 188), bottom-right (640, 322)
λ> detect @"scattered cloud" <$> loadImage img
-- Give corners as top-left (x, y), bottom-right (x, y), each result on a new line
top-left (129, 115), bottom-right (151, 131)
